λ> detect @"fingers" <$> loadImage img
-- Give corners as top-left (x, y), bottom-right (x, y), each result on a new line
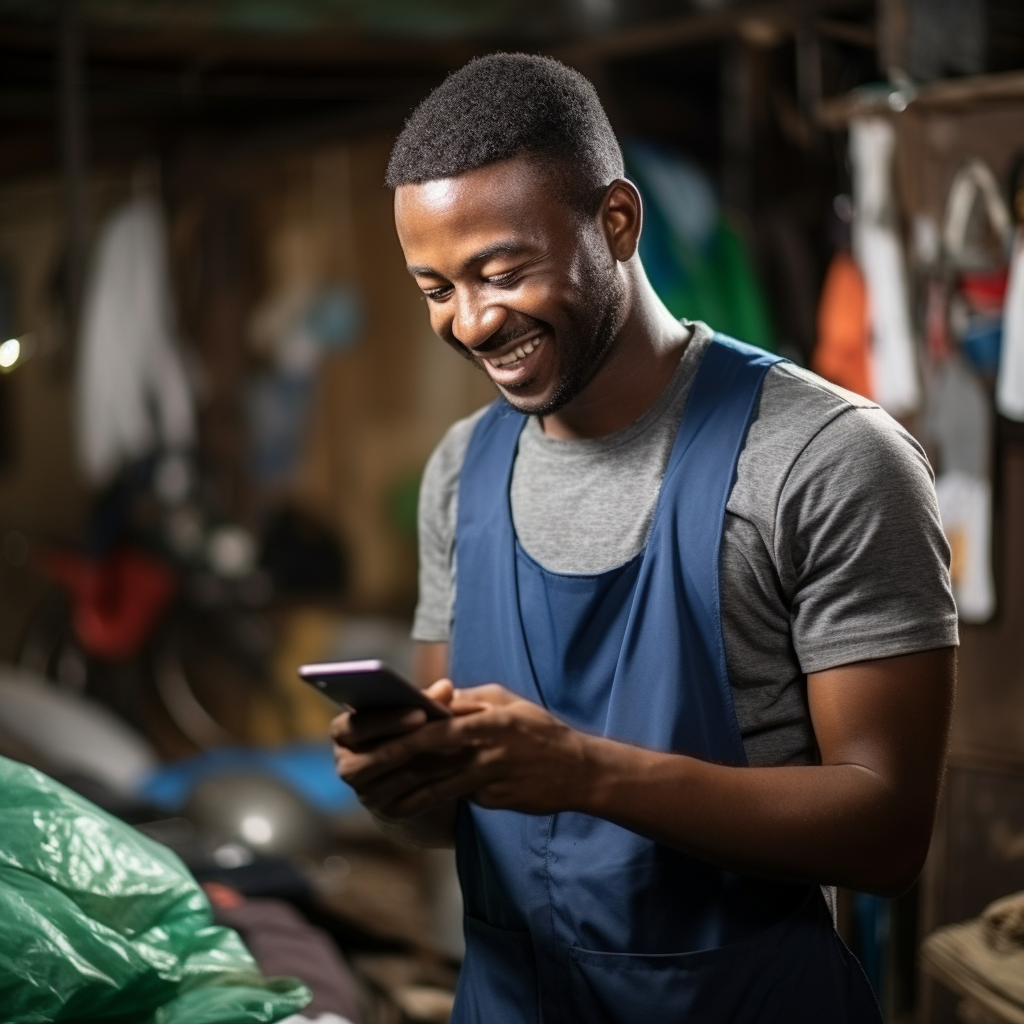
top-left (330, 685), bottom-right (550, 819)
top-left (359, 753), bottom-right (480, 817)
top-left (450, 683), bottom-right (517, 713)
top-left (342, 718), bottom-right (471, 787)
top-left (330, 707), bottom-right (427, 751)
top-left (328, 682), bottom-right (505, 821)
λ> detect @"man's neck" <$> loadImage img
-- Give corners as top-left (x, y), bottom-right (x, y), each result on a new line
top-left (540, 273), bottom-right (690, 441)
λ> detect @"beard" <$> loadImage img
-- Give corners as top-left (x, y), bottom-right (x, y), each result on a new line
top-left (498, 262), bottom-right (628, 418)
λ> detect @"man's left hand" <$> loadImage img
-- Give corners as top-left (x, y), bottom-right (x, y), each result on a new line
top-left (339, 684), bottom-right (590, 818)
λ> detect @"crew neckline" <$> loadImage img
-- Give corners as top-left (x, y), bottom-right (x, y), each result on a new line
top-left (520, 320), bottom-right (712, 456)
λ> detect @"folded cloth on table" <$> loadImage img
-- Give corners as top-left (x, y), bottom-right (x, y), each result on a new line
top-left (984, 891), bottom-right (1024, 954)
top-left (922, 893), bottom-right (1024, 1024)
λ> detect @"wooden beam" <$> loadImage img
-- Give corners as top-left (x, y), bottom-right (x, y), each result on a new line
top-left (552, 0), bottom-right (870, 64)
top-left (816, 69), bottom-right (1024, 130)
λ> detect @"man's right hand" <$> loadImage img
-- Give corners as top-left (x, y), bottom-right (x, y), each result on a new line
top-left (330, 678), bottom-right (461, 843)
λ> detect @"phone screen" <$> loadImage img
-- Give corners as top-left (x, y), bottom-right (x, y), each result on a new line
top-left (298, 659), bottom-right (451, 719)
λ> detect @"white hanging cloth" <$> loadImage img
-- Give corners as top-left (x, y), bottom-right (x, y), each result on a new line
top-left (925, 355), bottom-right (996, 623)
top-left (934, 472), bottom-right (996, 622)
top-left (75, 193), bottom-right (195, 485)
top-left (997, 228), bottom-right (1024, 420)
top-left (849, 116), bottom-right (921, 418)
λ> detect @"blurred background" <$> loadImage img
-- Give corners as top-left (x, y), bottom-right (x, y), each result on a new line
top-left (1, 1), bottom-right (1024, 1022)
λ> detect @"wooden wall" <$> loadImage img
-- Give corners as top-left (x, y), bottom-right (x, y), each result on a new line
top-left (0, 133), bottom-right (497, 666)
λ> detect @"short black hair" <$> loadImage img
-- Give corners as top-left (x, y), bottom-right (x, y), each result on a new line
top-left (385, 53), bottom-right (624, 212)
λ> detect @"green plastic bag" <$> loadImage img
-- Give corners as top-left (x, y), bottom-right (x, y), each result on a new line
top-left (0, 756), bottom-right (311, 1023)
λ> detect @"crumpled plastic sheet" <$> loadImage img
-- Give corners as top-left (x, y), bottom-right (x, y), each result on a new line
top-left (0, 755), bottom-right (311, 1023)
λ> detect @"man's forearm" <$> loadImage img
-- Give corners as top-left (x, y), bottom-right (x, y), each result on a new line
top-left (577, 738), bottom-right (923, 897)
top-left (553, 649), bottom-right (953, 898)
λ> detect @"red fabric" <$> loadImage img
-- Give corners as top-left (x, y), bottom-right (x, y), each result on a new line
top-left (812, 252), bottom-right (873, 400)
top-left (202, 882), bottom-right (246, 910)
top-left (958, 268), bottom-right (1009, 312)
top-left (36, 547), bottom-right (177, 660)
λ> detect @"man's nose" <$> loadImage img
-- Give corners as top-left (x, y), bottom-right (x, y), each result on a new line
top-left (451, 290), bottom-right (504, 351)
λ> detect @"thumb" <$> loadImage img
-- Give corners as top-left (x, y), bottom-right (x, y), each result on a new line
top-left (425, 677), bottom-right (455, 706)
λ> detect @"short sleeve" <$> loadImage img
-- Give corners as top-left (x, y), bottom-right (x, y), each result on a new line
top-left (411, 409), bottom-right (485, 643)
top-left (776, 406), bottom-right (959, 674)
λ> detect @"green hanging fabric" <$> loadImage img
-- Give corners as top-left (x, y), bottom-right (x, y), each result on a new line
top-left (626, 142), bottom-right (775, 351)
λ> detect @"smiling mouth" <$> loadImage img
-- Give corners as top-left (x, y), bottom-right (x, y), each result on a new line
top-left (486, 336), bottom-right (542, 369)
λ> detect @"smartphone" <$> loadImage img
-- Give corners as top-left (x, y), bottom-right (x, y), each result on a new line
top-left (298, 659), bottom-right (451, 720)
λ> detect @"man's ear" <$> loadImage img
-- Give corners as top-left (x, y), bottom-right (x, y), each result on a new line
top-left (600, 179), bottom-right (643, 262)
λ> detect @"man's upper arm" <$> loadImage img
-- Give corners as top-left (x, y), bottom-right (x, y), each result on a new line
top-left (779, 405), bottom-right (959, 675)
top-left (415, 642), bottom-right (449, 689)
top-left (808, 646), bottom-right (955, 889)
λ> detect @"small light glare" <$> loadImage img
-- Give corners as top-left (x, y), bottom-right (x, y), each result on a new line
top-left (239, 814), bottom-right (273, 845)
top-left (0, 338), bottom-right (20, 370)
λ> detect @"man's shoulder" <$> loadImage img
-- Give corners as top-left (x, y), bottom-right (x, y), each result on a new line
top-left (420, 403), bottom-right (493, 517)
top-left (428, 404), bottom-right (491, 473)
top-left (748, 359), bottom-right (912, 463)
top-left (731, 358), bottom-right (926, 521)
top-left (760, 359), bottom-right (878, 422)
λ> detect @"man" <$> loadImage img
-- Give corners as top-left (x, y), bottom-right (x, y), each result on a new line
top-left (332, 53), bottom-right (957, 1023)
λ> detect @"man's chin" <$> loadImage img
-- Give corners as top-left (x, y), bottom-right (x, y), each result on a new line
top-left (496, 380), bottom-right (573, 418)
top-left (495, 385), bottom-right (548, 416)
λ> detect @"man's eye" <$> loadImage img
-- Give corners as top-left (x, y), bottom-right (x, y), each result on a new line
top-left (486, 271), bottom-right (518, 287)
top-left (424, 285), bottom-right (452, 301)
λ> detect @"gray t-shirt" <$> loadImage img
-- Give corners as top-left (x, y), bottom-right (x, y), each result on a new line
top-left (413, 322), bottom-right (959, 767)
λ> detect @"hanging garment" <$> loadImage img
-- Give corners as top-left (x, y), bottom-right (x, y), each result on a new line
top-left (942, 159), bottom-right (1013, 268)
top-left (35, 544), bottom-right (177, 660)
top-left (625, 142), bottom-right (776, 352)
top-left (924, 162), bottom-right (1009, 622)
top-left (923, 356), bottom-right (995, 623)
top-left (76, 194), bottom-right (195, 485)
top-left (813, 252), bottom-right (873, 399)
top-left (997, 229), bottom-right (1024, 420)
top-left (942, 159), bottom-right (1013, 375)
top-left (924, 355), bottom-right (991, 480)
top-left (849, 117), bottom-right (920, 417)
top-left (934, 473), bottom-right (995, 623)
top-left (448, 336), bottom-right (881, 1024)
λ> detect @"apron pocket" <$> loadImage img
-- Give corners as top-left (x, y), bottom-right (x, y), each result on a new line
top-left (567, 897), bottom-right (881, 1024)
top-left (452, 915), bottom-right (539, 1024)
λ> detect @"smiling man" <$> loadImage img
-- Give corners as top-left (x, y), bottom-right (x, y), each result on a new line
top-left (331, 54), bottom-right (957, 1023)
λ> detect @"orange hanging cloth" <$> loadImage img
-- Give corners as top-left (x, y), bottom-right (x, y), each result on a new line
top-left (812, 252), bottom-right (874, 400)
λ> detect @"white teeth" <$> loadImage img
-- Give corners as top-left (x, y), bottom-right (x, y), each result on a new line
top-left (489, 337), bottom-right (540, 368)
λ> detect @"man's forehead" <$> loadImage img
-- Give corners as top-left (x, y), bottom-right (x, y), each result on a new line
top-left (394, 158), bottom-right (567, 265)
top-left (395, 155), bottom-right (555, 218)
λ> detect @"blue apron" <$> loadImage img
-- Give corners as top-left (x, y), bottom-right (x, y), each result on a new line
top-left (448, 335), bottom-right (881, 1024)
